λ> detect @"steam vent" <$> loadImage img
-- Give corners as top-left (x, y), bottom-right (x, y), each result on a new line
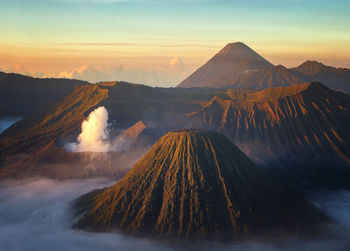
top-left (73, 130), bottom-right (326, 240)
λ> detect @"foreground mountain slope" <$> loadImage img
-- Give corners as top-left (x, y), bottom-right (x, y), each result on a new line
top-left (0, 82), bottom-right (220, 179)
top-left (0, 84), bottom-right (112, 178)
top-left (189, 82), bottom-right (350, 189)
top-left (73, 130), bottom-right (326, 239)
top-left (0, 84), bottom-right (108, 157)
top-left (1, 81), bottom-right (348, 188)
top-left (178, 42), bottom-right (273, 88)
top-left (0, 72), bottom-right (88, 118)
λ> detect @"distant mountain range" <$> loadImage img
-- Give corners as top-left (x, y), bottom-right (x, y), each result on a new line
top-left (178, 42), bottom-right (350, 93)
top-left (1, 81), bottom-right (349, 190)
top-left (0, 72), bottom-right (89, 118)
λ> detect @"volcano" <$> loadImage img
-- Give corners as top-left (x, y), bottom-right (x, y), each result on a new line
top-left (73, 130), bottom-right (326, 240)
top-left (230, 65), bottom-right (305, 89)
top-left (188, 82), bottom-right (350, 189)
top-left (291, 61), bottom-right (350, 92)
top-left (177, 42), bottom-right (273, 88)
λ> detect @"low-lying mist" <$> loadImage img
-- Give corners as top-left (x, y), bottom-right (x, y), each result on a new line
top-left (1, 179), bottom-right (350, 251)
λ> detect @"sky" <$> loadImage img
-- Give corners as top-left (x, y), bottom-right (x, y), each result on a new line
top-left (0, 0), bottom-right (349, 86)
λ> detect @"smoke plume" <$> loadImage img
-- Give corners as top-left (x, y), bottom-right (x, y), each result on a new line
top-left (66, 106), bottom-right (111, 152)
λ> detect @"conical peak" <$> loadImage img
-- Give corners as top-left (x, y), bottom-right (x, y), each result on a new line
top-left (301, 60), bottom-right (324, 67)
top-left (223, 42), bottom-right (249, 49)
top-left (157, 129), bottom-right (232, 152)
top-left (73, 128), bottom-right (327, 239)
top-left (218, 42), bottom-right (261, 58)
top-left (177, 42), bottom-right (273, 88)
top-left (168, 129), bottom-right (215, 137)
top-left (275, 64), bottom-right (288, 70)
top-left (296, 60), bottom-right (328, 74)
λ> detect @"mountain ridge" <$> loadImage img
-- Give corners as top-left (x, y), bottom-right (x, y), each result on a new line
top-left (178, 42), bottom-right (273, 88)
top-left (177, 43), bottom-right (350, 92)
top-left (73, 130), bottom-right (327, 239)
top-left (0, 71), bottom-right (89, 118)
top-left (188, 82), bottom-right (350, 189)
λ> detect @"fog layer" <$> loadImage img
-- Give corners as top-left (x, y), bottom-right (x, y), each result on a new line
top-left (0, 179), bottom-right (350, 251)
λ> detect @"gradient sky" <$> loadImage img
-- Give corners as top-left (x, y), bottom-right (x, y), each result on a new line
top-left (0, 0), bottom-right (349, 86)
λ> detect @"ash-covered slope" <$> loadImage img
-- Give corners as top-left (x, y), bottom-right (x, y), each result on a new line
top-left (189, 82), bottom-right (350, 189)
top-left (178, 42), bottom-right (273, 88)
top-left (73, 130), bottom-right (326, 240)
top-left (0, 82), bottom-right (218, 179)
top-left (0, 84), bottom-right (108, 158)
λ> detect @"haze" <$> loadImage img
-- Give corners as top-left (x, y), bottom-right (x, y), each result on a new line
top-left (0, 0), bottom-right (349, 86)
top-left (1, 178), bottom-right (350, 251)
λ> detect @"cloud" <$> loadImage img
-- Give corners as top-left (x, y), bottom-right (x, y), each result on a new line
top-left (1, 178), bottom-right (350, 251)
top-left (56, 56), bottom-right (192, 86)
top-left (0, 64), bottom-right (48, 78)
top-left (60, 42), bottom-right (220, 49)
top-left (0, 178), bottom-right (170, 251)
top-left (1, 56), bottom-right (193, 86)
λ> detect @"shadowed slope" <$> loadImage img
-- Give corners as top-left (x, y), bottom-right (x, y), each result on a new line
top-left (230, 65), bottom-right (305, 89)
top-left (189, 83), bottom-right (350, 189)
top-left (0, 84), bottom-right (108, 157)
top-left (73, 130), bottom-right (326, 240)
top-left (0, 72), bottom-right (88, 118)
top-left (0, 82), bottom-right (219, 179)
top-left (0, 85), bottom-right (111, 179)
top-left (291, 61), bottom-right (350, 93)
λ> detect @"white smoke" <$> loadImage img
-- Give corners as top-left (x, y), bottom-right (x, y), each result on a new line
top-left (66, 106), bottom-right (111, 152)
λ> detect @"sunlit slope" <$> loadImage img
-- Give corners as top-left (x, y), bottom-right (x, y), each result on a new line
top-left (177, 43), bottom-right (350, 92)
top-left (189, 82), bottom-right (350, 188)
top-left (291, 61), bottom-right (350, 92)
top-left (0, 84), bottom-right (108, 157)
top-left (73, 130), bottom-right (326, 239)
top-left (230, 65), bottom-right (305, 89)
top-left (0, 82), bottom-right (219, 179)
top-left (1, 81), bottom-right (348, 187)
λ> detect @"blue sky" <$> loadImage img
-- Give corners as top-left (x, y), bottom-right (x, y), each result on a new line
top-left (0, 0), bottom-right (349, 85)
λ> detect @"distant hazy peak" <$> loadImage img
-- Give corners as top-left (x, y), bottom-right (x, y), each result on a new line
top-left (177, 42), bottom-right (273, 88)
top-left (294, 60), bottom-right (349, 75)
top-left (214, 42), bottom-right (273, 64)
